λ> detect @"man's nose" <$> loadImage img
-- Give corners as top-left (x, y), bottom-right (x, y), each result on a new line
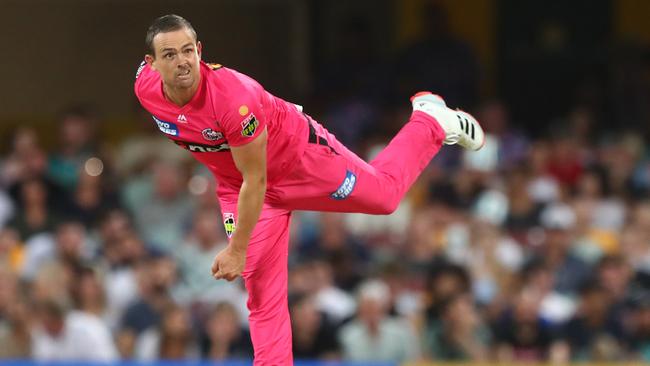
top-left (178, 53), bottom-right (191, 65)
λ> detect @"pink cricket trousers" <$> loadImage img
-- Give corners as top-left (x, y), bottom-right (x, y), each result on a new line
top-left (217, 111), bottom-right (445, 365)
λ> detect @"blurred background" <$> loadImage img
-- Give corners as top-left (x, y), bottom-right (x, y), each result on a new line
top-left (1, 0), bottom-right (650, 364)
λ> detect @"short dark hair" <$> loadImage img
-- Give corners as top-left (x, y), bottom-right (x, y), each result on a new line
top-left (145, 14), bottom-right (197, 56)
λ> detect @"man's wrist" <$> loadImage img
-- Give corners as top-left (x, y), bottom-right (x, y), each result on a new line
top-left (228, 237), bottom-right (248, 255)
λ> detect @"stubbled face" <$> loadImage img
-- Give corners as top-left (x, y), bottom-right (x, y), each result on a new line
top-left (146, 27), bottom-right (202, 91)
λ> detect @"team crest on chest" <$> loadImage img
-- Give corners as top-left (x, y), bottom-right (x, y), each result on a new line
top-left (201, 128), bottom-right (223, 141)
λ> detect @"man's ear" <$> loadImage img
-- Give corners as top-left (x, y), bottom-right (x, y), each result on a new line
top-left (197, 41), bottom-right (202, 58)
top-left (145, 54), bottom-right (155, 70)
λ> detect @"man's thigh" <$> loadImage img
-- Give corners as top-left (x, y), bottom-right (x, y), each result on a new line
top-left (268, 143), bottom-right (390, 214)
top-left (217, 200), bottom-right (291, 276)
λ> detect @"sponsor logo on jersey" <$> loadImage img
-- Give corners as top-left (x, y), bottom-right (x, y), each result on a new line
top-left (201, 128), bottom-right (223, 141)
top-left (135, 61), bottom-right (146, 79)
top-left (331, 170), bottom-right (357, 200)
top-left (241, 114), bottom-right (259, 137)
top-left (177, 114), bottom-right (188, 123)
top-left (223, 213), bottom-right (236, 238)
top-left (173, 140), bottom-right (230, 152)
top-left (152, 116), bottom-right (179, 136)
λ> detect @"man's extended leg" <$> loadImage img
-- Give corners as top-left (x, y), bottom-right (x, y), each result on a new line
top-left (271, 110), bottom-right (444, 214)
top-left (270, 93), bottom-right (483, 214)
top-left (219, 200), bottom-right (293, 365)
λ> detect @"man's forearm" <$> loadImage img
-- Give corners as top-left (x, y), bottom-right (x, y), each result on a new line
top-left (230, 176), bottom-right (266, 252)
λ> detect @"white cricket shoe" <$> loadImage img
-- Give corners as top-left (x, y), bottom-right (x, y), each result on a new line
top-left (411, 91), bottom-right (485, 151)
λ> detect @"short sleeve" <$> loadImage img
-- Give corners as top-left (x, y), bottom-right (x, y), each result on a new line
top-left (220, 93), bottom-right (267, 147)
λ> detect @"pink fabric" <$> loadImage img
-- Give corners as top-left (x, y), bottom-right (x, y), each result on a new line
top-left (134, 61), bottom-right (309, 189)
top-left (218, 201), bottom-right (293, 366)
top-left (269, 111), bottom-right (446, 213)
top-left (219, 111), bottom-right (445, 365)
top-left (135, 59), bottom-right (446, 365)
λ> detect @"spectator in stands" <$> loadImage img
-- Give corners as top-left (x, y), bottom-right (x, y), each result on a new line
top-left (289, 259), bottom-right (356, 324)
top-left (70, 267), bottom-right (106, 319)
top-left (100, 217), bottom-right (145, 331)
top-left (597, 255), bottom-right (633, 314)
top-left (67, 169), bottom-right (118, 228)
top-left (7, 178), bottom-right (59, 241)
top-left (628, 294), bottom-right (650, 361)
top-left (0, 268), bottom-right (30, 358)
top-left (423, 259), bottom-right (471, 327)
top-left (175, 208), bottom-right (243, 308)
top-left (299, 213), bottom-right (369, 292)
top-left (555, 282), bottom-right (625, 361)
top-left (494, 289), bottom-right (558, 362)
top-left (135, 303), bottom-right (199, 360)
top-left (290, 292), bottom-right (340, 359)
top-left (546, 133), bottom-right (585, 188)
top-left (339, 279), bottom-right (419, 362)
top-left (124, 160), bottom-right (195, 253)
top-left (1, 128), bottom-right (48, 187)
top-left (31, 298), bottom-right (117, 361)
top-left (117, 254), bottom-right (178, 358)
top-left (203, 301), bottom-right (253, 360)
top-left (425, 292), bottom-right (491, 361)
top-left (624, 201), bottom-right (650, 272)
top-left (21, 220), bottom-right (91, 282)
top-left (47, 105), bottom-right (98, 192)
top-left (534, 203), bottom-right (592, 295)
top-left (0, 228), bottom-right (24, 273)
top-left (504, 165), bottom-right (544, 240)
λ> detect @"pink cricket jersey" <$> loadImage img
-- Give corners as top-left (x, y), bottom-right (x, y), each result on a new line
top-left (134, 60), bottom-right (309, 194)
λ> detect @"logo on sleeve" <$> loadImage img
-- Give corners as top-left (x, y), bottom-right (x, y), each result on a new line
top-left (201, 128), bottom-right (223, 141)
top-left (331, 170), bottom-right (357, 200)
top-left (241, 114), bottom-right (259, 137)
top-left (152, 116), bottom-right (179, 136)
top-left (223, 213), bottom-right (236, 238)
top-left (135, 61), bottom-right (146, 79)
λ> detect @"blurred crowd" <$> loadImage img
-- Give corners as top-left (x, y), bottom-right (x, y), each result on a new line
top-left (1, 95), bottom-right (649, 364)
top-left (2, 5), bottom-right (650, 364)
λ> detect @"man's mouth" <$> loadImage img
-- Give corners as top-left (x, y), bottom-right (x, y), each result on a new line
top-left (177, 69), bottom-right (191, 78)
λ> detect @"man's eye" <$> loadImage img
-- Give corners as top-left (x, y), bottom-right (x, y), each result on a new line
top-left (184, 49), bottom-right (193, 54)
top-left (164, 53), bottom-right (174, 59)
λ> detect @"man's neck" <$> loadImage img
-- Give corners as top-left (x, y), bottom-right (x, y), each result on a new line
top-left (164, 76), bottom-right (200, 107)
